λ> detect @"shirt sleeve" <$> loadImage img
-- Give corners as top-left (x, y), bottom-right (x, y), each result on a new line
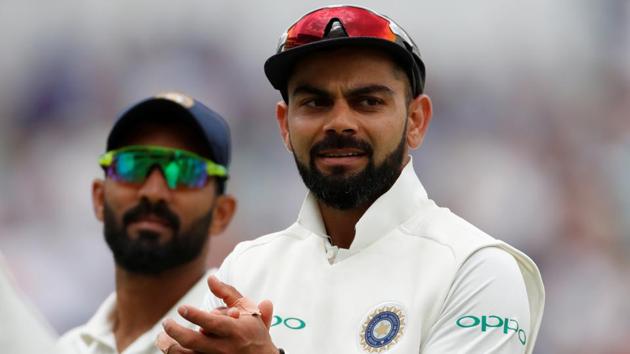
top-left (421, 247), bottom-right (531, 354)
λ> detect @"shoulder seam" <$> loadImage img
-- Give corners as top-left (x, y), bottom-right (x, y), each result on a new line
top-left (230, 223), bottom-right (305, 258)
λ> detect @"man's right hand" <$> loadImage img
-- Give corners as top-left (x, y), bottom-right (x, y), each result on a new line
top-left (156, 276), bottom-right (277, 354)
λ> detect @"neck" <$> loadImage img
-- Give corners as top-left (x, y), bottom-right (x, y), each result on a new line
top-left (317, 201), bottom-right (370, 249)
top-left (113, 255), bottom-right (207, 353)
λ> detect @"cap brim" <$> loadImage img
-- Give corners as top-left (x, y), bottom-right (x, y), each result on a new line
top-left (264, 37), bottom-right (424, 95)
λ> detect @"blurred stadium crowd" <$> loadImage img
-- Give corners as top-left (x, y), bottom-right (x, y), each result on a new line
top-left (0, 1), bottom-right (628, 353)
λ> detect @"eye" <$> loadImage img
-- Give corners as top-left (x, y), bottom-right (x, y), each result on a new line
top-left (302, 97), bottom-right (332, 108)
top-left (355, 96), bottom-right (384, 108)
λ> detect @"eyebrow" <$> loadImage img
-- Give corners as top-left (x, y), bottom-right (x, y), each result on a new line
top-left (292, 84), bottom-right (331, 98)
top-left (291, 84), bottom-right (394, 98)
top-left (345, 85), bottom-right (394, 98)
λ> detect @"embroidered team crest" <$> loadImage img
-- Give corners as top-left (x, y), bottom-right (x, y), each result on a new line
top-left (359, 303), bottom-right (406, 352)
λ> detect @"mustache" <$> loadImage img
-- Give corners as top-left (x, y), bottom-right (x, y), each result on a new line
top-left (122, 198), bottom-right (180, 231)
top-left (310, 133), bottom-right (373, 156)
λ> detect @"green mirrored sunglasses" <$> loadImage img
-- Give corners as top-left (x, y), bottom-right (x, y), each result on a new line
top-left (98, 145), bottom-right (228, 189)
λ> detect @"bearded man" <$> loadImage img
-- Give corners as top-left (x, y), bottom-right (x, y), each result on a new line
top-left (160, 6), bottom-right (544, 354)
top-left (58, 92), bottom-right (236, 354)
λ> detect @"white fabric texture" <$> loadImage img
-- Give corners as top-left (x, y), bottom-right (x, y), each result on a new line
top-left (208, 160), bottom-right (544, 353)
top-left (57, 269), bottom-right (215, 354)
top-left (0, 254), bottom-right (58, 354)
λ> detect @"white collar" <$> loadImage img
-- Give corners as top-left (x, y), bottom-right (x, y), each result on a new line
top-left (296, 157), bottom-right (429, 255)
top-left (78, 269), bottom-right (214, 352)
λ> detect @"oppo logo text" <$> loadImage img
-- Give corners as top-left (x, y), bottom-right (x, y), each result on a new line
top-left (271, 315), bottom-right (306, 330)
top-left (456, 315), bottom-right (526, 345)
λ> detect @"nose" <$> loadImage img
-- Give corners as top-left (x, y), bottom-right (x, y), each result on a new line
top-left (322, 102), bottom-right (358, 135)
top-left (137, 167), bottom-right (172, 203)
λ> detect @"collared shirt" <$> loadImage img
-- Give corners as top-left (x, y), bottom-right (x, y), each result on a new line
top-left (296, 158), bottom-right (432, 265)
top-left (57, 269), bottom-right (214, 354)
top-left (210, 159), bottom-right (544, 353)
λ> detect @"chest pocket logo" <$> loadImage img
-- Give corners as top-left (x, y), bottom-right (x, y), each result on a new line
top-left (359, 303), bottom-right (406, 352)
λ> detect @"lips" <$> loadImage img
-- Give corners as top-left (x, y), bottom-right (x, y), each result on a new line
top-left (317, 148), bottom-right (367, 158)
top-left (309, 134), bottom-right (373, 173)
top-left (140, 214), bottom-right (171, 225)
top-left (126, 215), bottom-right (175, 240)
top-left (313, 148), bottom-right (369, 173)
top-left (126, 213), bottom-right (175, 237)
top-left (122, 199), bottom-right (181, 239)
top-left (131, 214), bottom-right (173, 228)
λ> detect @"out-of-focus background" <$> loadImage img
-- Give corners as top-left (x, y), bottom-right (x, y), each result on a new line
top-left (0, 0), bottom-right (628, 353)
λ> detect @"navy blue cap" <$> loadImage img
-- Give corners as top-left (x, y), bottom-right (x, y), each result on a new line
top-left (106, 92), bottom-right (231, 168)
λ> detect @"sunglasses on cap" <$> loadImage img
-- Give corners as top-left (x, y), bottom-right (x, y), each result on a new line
top-left (98, 145), bottom-right (228, 190)
top-left (279, 5), bottom-right (417, 52)
top-left (268, 5), bottom-right (425, 96)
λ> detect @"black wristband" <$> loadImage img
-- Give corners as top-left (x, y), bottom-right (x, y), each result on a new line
top-left (278, 349), bottom-right (285, 354)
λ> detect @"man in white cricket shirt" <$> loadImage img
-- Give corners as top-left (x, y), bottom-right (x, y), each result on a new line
top-left (57, 92), bottom-right (237, 354)
top-left (160, 5), bottom-right (544, 354)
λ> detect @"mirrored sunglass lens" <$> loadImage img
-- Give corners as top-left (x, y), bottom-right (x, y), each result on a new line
top-left (344, 13), bottom-right (395, 40)
top-left (285, 7), bottom-right (395, 49)
top-left (176, 157), bottom-right (208, 188)
top-left (163, 161), bottom-right (181, 189)
top-left (114, 152), bottom-right (149, 183)
top-left (286, 13), bottom-right (329, 47)
top-left (161, 157), bottom-right (206, 189)
top-left (110, 150), bottom-right (210, 189)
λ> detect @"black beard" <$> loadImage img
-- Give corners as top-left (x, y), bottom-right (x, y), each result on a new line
top-left (103, 198), bottom-right (213, 275)
top-left (294, 128), bottom-right (407, 210)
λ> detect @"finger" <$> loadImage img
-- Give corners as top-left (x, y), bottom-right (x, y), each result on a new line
top-left (207, 276), bottom-right (261, 315)
top-left (258, 300), bottom-right (274, 329)
top-left (207, 275), bottom-right (243, 307)
top-left (161, 343), bottom-right (196, 354)
top-left (177, 306), bottom-right (234, 337)
top-left (155, 332), bottom-right (195, 354)
top-left (208, 306), bottom-right (240, 319)
top-left (226, 307), bottom-right (241, 319)
top-left (155, 332), bottom-right (177, 353)
top-left (209, 306), bottom-right (229, 316)
top-left (232, 297), bottom-right (261, 316)
top-left (163, 318), bottom-right (225, 351)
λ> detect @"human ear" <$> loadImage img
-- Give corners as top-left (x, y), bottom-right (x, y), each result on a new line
top-left (406, 94), bottom-right (433, 149)
top-left (92, 179), bottom-right (105, 222)
top-left (209, 194), bottom-right (237, 236)
top-left (275, 101), bottom-right (292, 152)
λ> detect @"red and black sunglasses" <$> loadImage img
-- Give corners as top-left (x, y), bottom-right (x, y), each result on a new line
top-left (265, 5), bottom-right (426, 97)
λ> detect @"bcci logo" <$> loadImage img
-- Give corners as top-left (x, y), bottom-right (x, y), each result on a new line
top-left (359, 303), bottom-right (406, 352)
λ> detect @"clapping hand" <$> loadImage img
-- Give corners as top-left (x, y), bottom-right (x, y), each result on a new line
top-left (156, 276), bottom-right (277, 354)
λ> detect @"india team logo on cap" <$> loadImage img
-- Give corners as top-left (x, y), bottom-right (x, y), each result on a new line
top-left (359, 303), bottom-right (406, 352)
top-left (155, 91), bottom-right (195, 108)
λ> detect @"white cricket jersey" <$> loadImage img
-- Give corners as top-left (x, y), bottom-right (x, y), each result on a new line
top-left (210, 160), bottom-right (544, 354)
top-left (57, 269), bottom-right (215, 354)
